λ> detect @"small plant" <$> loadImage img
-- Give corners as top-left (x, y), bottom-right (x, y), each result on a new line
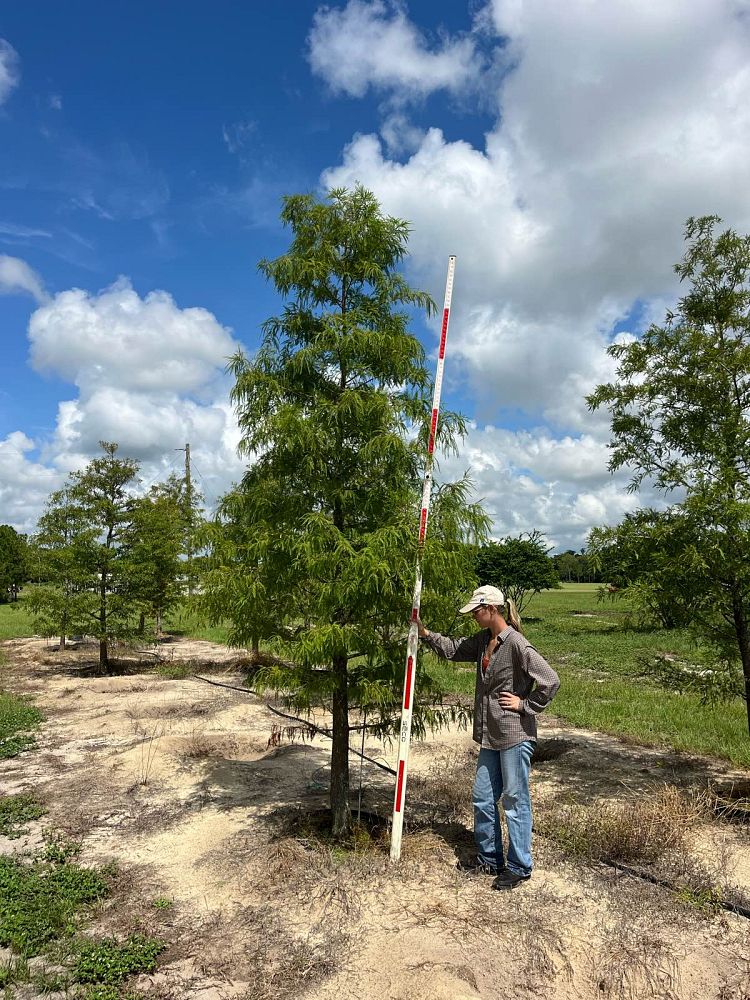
top-left (537, 785), bottom-right (707, 864)
top-left (43, 836), bottom-right (82, 863)
top-left (0, 856), bottom-right (109, 955)
top-left (0, 954), bottom-right (30, 987)
top-left (0, 693), bottom-right (42, 761)
top-left (136, 725), bottom-right (162, 786)
top-left (73, 934), bottom-right (165, 985)
top-left (0, 795), bottom-right (46, 838)
top-left (151, 897), bottom-right (173, 910)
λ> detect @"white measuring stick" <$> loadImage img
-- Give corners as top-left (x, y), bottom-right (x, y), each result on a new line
top-left (390, 255), bottom-right (456, 862)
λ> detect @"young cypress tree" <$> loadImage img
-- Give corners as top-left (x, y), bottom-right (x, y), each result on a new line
top-left (213, 187), bottom-right (487, 836)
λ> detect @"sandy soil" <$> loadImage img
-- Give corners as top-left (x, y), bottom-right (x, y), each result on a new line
top-left (1, 635), bottom-right (750, 1000)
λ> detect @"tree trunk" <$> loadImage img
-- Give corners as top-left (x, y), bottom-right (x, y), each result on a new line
top-left (99, 572), bottom-right (108, 672)
top-left (59, 635), bottom-right (66, 650)
top-left (732, 594), bottom-right (750, 737)
top-left (330, 653), bottom-right (350, 838)
top-left (138, 611), bottom-right (146, 636)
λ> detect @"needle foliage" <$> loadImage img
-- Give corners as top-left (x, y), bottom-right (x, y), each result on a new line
top-left (203, 186), bottom-right (488, 834)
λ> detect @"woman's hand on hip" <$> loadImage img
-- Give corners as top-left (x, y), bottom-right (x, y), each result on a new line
top-left (498, 692), bottom-right (522, 712)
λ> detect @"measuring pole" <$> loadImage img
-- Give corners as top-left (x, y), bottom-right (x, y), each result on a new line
top-left (390, 255), bottom-right (456, 862)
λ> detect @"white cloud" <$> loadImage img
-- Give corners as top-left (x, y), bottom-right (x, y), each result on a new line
top-left (0, 433), bottom-right (61, 532)
top-left (0, 256), bottom-right (48, 303)
top-left (320, 0), bottom-right (750, 546)
top-left (308, 0), bottom-right (481, 99)
top-left (29, 279), bottom-right (237, 395)
top-left (0, 39), bottom-right (20, 105)
top-left (4, 281), bottom-right (246, 534)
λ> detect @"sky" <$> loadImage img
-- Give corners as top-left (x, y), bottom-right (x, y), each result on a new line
top-left (2, 0), bottom-right (750, 551)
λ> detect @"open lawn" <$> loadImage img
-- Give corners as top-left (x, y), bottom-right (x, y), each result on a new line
top-left (0, 594), bottom-right (38, 641)
top-left (427, 583), bottom-right (750, 766)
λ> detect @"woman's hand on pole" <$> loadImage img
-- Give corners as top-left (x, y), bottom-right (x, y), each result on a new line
top-left (414, 616), bottom-right (429, 638)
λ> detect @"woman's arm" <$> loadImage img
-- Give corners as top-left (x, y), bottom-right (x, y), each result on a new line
top-left (416, 617), bottom-right (482, 663)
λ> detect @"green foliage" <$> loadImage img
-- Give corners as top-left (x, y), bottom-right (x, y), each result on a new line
top-left (589, 216), bottom-right (750, 731)
top-left (206, 186), bottom-right (489, 834)
top-left (0, 795), bottom-right (45, 838)
top-left (0, 592), bottom-right (37, 639)
top-left (588, 509), bottom-right (696, 629)
top-left (0, 526), bottom-right (28, 603)
top-left (73, 935), bottom-right (165, 985)
top-left (0, 693), bottom-right (41, 760)
top-left (0, 856), bottom-right (109, 955)
top-left (475, 531), bottom-right (560, 613)
top-left (122, 479), bottom-right (187, 636)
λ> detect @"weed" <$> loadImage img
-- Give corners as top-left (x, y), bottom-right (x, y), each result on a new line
top-left (0, 955), bottom-right (30, 987)
top-left (151, 897), bottom-right (172, 910)
top-left (0, 795), bottom-right (45, 838)
top-left (43, 836), bottom-right (82, 863)
top-left (136, 725), bottom-right (162, 786)
top-left (536, 785), bottom-right (706, 864)
top-left (0, 693), bottom-right (42, 760)
top-left (73, 934), bottom-right (165, 985)
top-left (176, 728), bottom-right (238, 761)
top-left (0, 856), bottom-right (109, 955)
top-left (154, 661), bottom-right (193, 680)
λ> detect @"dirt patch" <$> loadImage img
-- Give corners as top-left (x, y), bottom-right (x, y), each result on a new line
top-left (2, 635), bottom-right (750, 999)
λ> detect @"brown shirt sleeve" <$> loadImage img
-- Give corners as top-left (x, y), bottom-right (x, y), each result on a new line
top-left (518, 642), bottom-right (560, 716)
top-left (420, 629), bottom-right (483, 664)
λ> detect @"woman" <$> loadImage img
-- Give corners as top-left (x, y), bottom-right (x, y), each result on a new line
top-left (417, 585), bottom-right (559, 890)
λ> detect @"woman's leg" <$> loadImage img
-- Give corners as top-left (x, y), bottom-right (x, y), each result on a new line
top-left (472, 748), bottom-right (505, 869)
top-left (499, 740), bottom-right (535, 877)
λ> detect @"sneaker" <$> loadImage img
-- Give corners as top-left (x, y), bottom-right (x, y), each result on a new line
top-left (457, 857), bottom-right (500, 876)
top-left (491, 869), bottom-right (531, 890)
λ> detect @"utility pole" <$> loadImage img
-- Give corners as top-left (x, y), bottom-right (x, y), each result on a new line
top-left (176, 443), bottom-right (193, 597)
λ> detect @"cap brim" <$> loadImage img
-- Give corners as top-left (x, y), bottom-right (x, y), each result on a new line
top-left (458, 601), bottom-right (479, 614)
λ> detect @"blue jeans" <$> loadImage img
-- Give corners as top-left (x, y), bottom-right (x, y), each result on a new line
top-left (473, 742), bottom-right (534, 877)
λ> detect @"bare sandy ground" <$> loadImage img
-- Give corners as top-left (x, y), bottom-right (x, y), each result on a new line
top-left (1, 635), bottom-right (750, 1000)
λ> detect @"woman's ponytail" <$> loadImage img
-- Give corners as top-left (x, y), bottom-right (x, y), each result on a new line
top-left (505, 597), bottom-right (523, 634)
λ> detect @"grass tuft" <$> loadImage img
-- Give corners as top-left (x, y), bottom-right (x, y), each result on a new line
top-left (73, 934), bottom-right (165, 985)
top-left (0, 794), bottom-right (45, 838)
top-left (537, 785), bottom-right (707, 864)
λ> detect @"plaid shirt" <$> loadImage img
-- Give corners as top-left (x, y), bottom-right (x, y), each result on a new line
top-left (421, 626), bottom-right (560, 750)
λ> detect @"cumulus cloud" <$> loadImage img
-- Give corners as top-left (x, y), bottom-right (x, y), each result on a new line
top-left (308, 0), bottom-right (481, 99)
top-left (5, 280), bottom-right (246, 533)
top-left (29, 279), bottom-right (237, 395)
top-left (0, 432), bottom-right (61, 532)
top-left (0, 39), bottom-right (20, 105)
top-left (0, 255), bottom-right (47, 303)
top-left (320, 0), bottom-right (750, 544)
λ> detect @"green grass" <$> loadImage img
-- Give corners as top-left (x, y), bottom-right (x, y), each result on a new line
top-left (0, 795), bottom-right (46, 838)
top-left (425, 583), bottom-right (750, 767)
top-left (0, 594), bottom-right (38, 640)
top-left (163, 603), bottom-right (230, 644)
top-left (0, 692), bottom-right (42, 760)
top-left (0, 856), bottom-right (109, 956)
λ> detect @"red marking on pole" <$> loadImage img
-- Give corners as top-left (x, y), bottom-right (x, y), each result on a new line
top-left (438, 309), bottom-right (450, 358)
top-left (428, 408), bottom-right (438, 453)
top-left (411, 607), bottom-right (419, 621)
top-left (418, 507), bottom-right (428, 543)
top-left (404, 656), bottom-right (414, 710)
top-left (395, 760), bottom-right (406, 812)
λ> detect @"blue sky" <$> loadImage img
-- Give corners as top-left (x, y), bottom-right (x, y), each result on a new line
top-left (2, 1), bottom-right (750, 547)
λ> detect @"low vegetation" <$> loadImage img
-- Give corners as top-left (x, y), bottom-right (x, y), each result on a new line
top-left (0, 685), bottom-right (42, 760)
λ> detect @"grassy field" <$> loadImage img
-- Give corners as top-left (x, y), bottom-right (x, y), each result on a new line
top-left (0, 594), bottom-right (38, 640)
top-left (427, 584), bottom-right (750, 766)
top-left (2, 584), bottom-right (748, 767)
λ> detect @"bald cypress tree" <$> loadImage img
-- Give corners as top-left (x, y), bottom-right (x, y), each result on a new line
top-left (211, 187), bottom-right (488, 836)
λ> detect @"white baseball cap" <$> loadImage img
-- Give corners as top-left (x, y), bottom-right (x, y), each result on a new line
top-left (459, 585), bottom-right (505, 614)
